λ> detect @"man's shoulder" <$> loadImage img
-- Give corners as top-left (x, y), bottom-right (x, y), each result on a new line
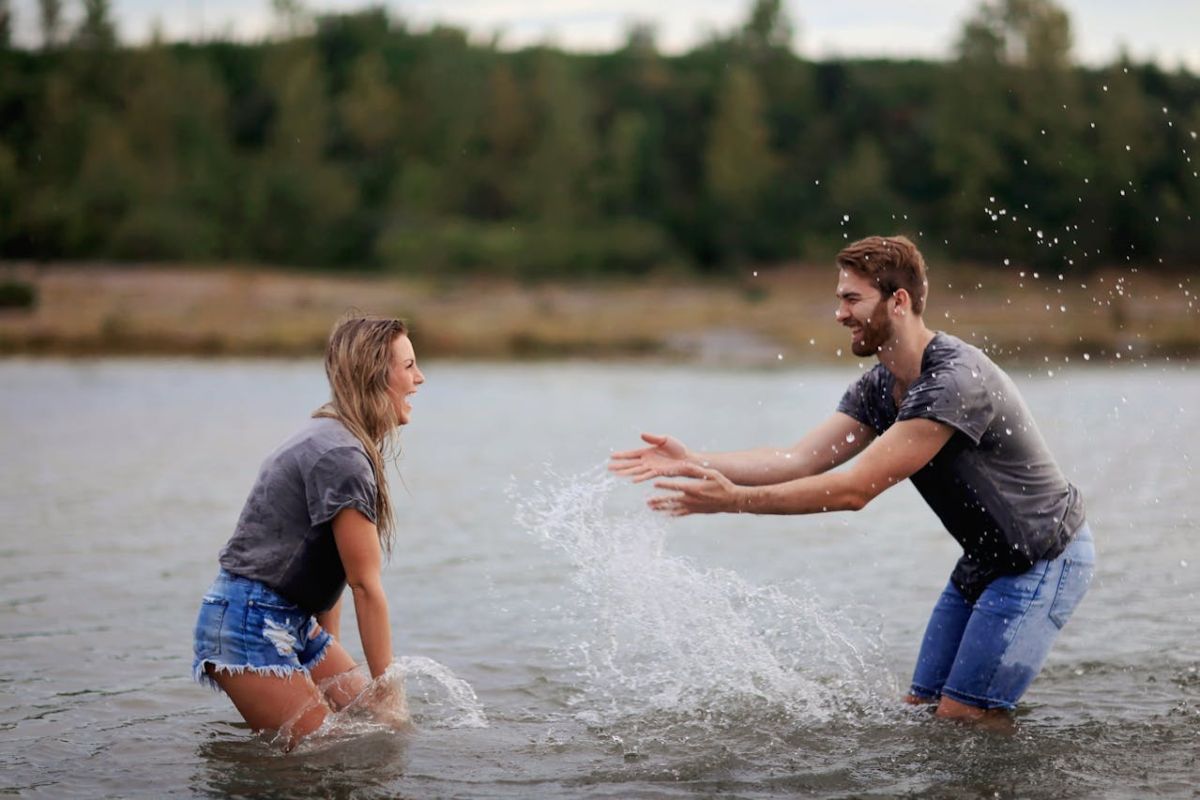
top-left (923, 332), bottom-right (1002, 377)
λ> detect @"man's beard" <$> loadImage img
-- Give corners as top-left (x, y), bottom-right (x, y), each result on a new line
top-left (851, 298), bottom-right (894, 356)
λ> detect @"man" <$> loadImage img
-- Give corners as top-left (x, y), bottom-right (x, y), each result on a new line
top-left (609, 235), bottom-right (1095, 726)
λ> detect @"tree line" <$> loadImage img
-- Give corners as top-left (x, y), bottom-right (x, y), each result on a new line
top-left (0, 0), bottom-right (1197, 277)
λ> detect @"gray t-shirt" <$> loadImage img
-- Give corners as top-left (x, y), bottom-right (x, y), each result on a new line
top-left (219, 416), bottom-right (378, 613)
top-left (837, 332), bottom-right (1085, 601)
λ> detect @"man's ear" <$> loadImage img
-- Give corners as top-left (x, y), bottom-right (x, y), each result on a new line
top-left (892, 288), bottom-right (911, 314)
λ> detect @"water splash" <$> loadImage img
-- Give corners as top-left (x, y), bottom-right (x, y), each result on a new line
top-left (398, 655), bottom-right (489, 729)
top-left (515, 468), bottom-right (898, 737)
top-left (280, 655), bottom-right (487, 751)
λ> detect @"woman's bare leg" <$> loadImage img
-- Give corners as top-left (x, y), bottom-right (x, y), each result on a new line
top-left (208, 666), bottom-right (328, 746)
top-left (308, 637), bottom-right (368, 710)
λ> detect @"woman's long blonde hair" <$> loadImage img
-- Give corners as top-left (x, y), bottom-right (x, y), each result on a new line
top-left (313, 315), bottom-right (408, 553)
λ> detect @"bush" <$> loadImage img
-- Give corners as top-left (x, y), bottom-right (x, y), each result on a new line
top-left (376, 218), bottom-right (687, 279)
top-left (0, 280), bottom-right (37, 310)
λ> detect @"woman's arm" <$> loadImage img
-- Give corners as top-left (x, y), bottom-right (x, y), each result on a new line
top-left (332, 507), bottom-right (393, 679)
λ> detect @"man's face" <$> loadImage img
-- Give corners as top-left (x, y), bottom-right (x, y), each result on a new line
top-left (834, 269), bottom-right (895, 357)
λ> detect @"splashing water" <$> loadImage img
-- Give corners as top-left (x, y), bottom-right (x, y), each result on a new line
top-left (515, 468), bottom-right (898, 741)
top-left (280, 656), bottom-right (487, 752)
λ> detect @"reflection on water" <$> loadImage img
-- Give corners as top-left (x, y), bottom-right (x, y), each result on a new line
top-left (196, 732), bottom-right (412, 800)
top-left (0, 359), bottom-right (1197, 798)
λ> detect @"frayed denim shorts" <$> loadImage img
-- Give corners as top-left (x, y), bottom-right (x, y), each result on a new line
top-left (192, 569), bottom-right (332, 691)
top-left (909, 524), bottom-right (1095, 710)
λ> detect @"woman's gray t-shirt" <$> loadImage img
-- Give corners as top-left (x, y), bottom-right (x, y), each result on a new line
top-left (219, 417), bottom-right (378, 613)
top-left (837, 332), bottom-right (1086, 601)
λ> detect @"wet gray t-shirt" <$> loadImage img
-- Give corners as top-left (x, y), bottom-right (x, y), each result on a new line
top-left (219, 417), bottom-right (378, 613)
top-left (837, 332), bottom-right (1085, 601)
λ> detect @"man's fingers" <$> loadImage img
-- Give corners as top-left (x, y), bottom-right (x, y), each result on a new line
top-left (652, 480), bottom-right (700, 495)
top-left (647, 496), bottom-right (693, 516)
top-left (641, 432), bottom-right (667, 446)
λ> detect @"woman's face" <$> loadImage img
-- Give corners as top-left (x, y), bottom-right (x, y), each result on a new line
top-left (387, 334), bottom-right (424, 425)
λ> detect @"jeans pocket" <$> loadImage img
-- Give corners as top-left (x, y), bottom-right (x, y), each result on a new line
top-left (194, 596), bottom-right (229, 657)
top-left (1048, 558), bottom-right (1094, 629)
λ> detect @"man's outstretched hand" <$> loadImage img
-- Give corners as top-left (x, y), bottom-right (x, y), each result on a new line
top-left (648, 462), bottom-right (744, 517)
top-left (608, 433), bottom-right (691, 483)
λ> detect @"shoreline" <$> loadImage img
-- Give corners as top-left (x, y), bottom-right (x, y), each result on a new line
top-left (0, 262), bottom-right (1195, 365)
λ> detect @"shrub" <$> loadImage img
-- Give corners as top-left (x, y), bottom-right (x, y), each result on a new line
top-left (0, 281), bottom-right (37, 310)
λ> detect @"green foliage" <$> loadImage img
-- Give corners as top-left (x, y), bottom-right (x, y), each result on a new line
top-left (377, 218), bottom-right (681, 279)
top-left (0, 280), bottom-right (36, 309)
top-left (0, 0), bottom-right (1197, 276)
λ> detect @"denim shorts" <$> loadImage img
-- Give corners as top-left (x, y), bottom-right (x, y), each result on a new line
top-left (909, 524), bottom-right (1095, 710)
top-left (192, 569), bottom-right (332, 691)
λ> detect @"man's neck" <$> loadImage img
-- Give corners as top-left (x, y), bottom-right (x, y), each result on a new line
top-left (877, 322), bottom-right (935, 388)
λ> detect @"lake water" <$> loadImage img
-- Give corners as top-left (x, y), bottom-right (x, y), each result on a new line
top-left (1, 357), bottom-right (1197, 798)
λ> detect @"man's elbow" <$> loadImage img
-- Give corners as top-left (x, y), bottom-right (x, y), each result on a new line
top-left (840, 485), bottom-right (874, 512)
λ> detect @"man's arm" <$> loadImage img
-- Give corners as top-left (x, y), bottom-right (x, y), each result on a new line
top-left (649, 418), bottom-right (953, 516)
top-left (332, 508), bottom-right (393, 679)
top-left (610, 413), bottom-right (875, 487)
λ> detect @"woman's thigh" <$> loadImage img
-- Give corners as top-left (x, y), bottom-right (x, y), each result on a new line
top-left (209, 667), bottom-right (327, 742)
top-left (308, 637), bottom-right (367, 710)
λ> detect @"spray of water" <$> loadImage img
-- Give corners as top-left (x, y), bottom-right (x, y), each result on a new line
top-left (515, 467), bottom-right (898, 739)
top-left (278, 656), bottom-right (487, 752)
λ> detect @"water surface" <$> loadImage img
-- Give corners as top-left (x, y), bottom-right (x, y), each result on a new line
top-left (1, 358), bottom-right (1197, 798)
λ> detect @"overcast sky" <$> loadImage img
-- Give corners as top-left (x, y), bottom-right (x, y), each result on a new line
top-left (12, 0), bottom-right (1200, 70)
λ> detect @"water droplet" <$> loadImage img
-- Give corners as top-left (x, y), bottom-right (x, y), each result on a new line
top-left (845, 433), bottom-right (856, 443)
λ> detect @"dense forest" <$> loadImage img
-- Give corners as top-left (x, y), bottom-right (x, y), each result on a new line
top-left (0, 0), bottom-right (1197, 278)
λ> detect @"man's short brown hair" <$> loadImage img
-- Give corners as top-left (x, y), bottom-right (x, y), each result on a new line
top-left (836, 235), bottom-right (928, 315)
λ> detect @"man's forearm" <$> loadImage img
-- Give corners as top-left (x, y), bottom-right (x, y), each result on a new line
top-left (691, 447), bottom-right (823, 486)
top-left (738, 471), bottom-right (870, 514)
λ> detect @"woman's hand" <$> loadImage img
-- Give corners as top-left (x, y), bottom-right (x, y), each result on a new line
top-left (608, 432), bottom-right (692, 483)
top-left (356, 675), bottom-right (411, 730)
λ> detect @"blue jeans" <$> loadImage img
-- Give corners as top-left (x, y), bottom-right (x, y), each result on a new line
top-left (909, 525), bottom-right (1095, 710)
top-left (192, 569), bottom-right (332, 692)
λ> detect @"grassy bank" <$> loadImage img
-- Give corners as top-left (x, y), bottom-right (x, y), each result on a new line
top-left (0, 262), bottom-right (1195, 364)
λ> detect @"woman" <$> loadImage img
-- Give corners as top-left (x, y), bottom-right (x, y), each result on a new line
top-left (192, 316), bottom-right (423, 743)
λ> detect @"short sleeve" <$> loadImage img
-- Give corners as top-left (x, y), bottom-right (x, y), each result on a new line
top-left (896, 361), bottom-right (994, 444)
top-left (304, 446), bottom-right (378, 526)
top-left (836, 374), bottom-right (869, 424)
top-left (835, 367), bottom-right (894, 433)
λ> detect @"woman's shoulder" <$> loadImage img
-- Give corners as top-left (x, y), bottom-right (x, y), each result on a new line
top-left (278, 417), bottom-right (369, 464)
